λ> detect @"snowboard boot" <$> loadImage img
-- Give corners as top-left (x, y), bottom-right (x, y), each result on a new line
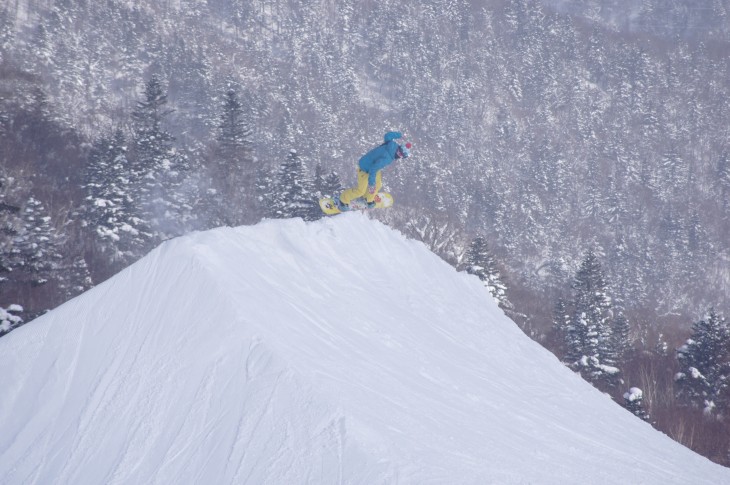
top-left (366, 200), bottom-right (376, 209)
top-left (335, 198), bottom-right (350, 212)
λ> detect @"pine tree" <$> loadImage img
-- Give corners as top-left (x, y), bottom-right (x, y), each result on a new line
top-left (464, 236), bottom-right (509, 307)
top-left (311, 163), bottom-right (342, 199)
top-left (25, 88), bottom-right (53, 152)
top-left (312, 164), bottom-right (326, 199)
top-left (322, 172), bottom-right (343, 199)
top-left (165, 150), bottom-right (197, 233)
top-left (131, 75), bottom-right (190, 241)
top-left (676, 308), bottom-right (730, 415)
top-left (0, 172), bottom-right (22, 277)
top-left (84, 130), bottom-right (150, 261)
top-left (272, 149), bottom-right (316, 220)
top-left (131, 75), bottom-right (173, 223)
top-left (0, 189), bottom-right (67, 319)
top-left (166, 36), bottom-right (214, 142)
top-left (57, 253), bottom-right (92, 301)
top-left (217, 88), bottom-right (253, 162)
top-left (0, 303), bottom-right (22, 336)
top-left (0, 7), bottom-right (14, 63)
top-left (214, 88), bottom-right (254, 224)
top-left (29, 23), bottom-right (52, 69)
top-left (611, 310), bottom-right (631, 364)
top-left (311, 163), bottom-right (342, 220)
top-left (551, 298), bottom-right (571, 359)
top-left (623, 387), bottom-right (650, 422)
top-left (254, 165), bottom-right (275, 219)
top-left (10, 197), bottom-right (62, 288)
top-left (53, 205), bottom-right (94, 302)
top-left (567, 249), bottom-right (620, 387)
top-left (718, 150), bottom-right (730, 216)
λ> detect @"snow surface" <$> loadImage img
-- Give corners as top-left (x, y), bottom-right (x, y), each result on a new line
top-left (624, 387), bottom-right (644, 402)
top-left (1, 214), bottom-right (729, 484)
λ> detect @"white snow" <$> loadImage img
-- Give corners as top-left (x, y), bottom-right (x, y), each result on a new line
top-left (1, 214), bottom-right (729, 484)
top-left (690, 366), bottom-right (705, 379)
top-left (624, 387), bottom-right (643, 402)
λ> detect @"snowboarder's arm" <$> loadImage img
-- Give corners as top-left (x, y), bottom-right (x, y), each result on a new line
top-left (367, 157), bottom-right (392, 185)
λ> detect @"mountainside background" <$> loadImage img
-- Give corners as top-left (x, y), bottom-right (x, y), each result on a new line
top-left (2, 215), bottom-right (729, 484)
top-left (1, 0), bottom-right (730, 467)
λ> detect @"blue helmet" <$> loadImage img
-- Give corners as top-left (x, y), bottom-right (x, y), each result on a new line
top-left (383, 131), bottom-right (402, 143)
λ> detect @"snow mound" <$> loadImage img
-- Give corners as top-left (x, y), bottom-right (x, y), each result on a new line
top-left (1, 214), bottom-right (728, 484)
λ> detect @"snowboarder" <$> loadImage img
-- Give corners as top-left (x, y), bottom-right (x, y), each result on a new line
top-left (335, 131), bottom-right (411, 211)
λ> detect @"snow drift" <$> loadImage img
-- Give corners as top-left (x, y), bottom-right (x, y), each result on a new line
top-left (1, 214), bottom-right (728, 484)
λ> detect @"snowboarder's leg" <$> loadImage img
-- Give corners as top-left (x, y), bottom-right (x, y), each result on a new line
top-left (365, 171), bottom-right (382, 204)
top-left (340, 170), bottom-right (370, 204)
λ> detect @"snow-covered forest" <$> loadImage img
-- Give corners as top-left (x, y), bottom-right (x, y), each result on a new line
top-left (1, 0), bottom-right (729, 466)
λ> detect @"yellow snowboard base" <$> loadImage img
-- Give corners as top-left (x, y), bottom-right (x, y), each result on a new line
top-left (319, 192), bottom-right (394, 215)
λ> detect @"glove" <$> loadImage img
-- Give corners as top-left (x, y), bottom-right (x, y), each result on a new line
top-left (368, 185), bottom-right (376, 194)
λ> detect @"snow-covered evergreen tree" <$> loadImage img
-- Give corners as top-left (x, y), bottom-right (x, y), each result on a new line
top-left (57, 254), bottom-right (92, 301)
top-left (217, 88), bottom-right (253, 162)
top-left (323, 172), bottom-right (343, 198)
top-left (131, 75), bottom-right (173, 229)
top-left (254, 165), bottom-right (275, 219)
top-left (566, 250), bottom-right (620, 387)
top-left (0, 7), bottom-right (14, 63)
top-left (9, 197), bottom-right (62, 288)
top-left (0, 171), bottom-right (22, 277)
top-left (623, 387), bottom-right (650, 422)
top-left (611, 310), bottom-right (632, 364)
top-left (719, 150), bottom-right (730, 215)
top-left (212, 87), bottom-right (255, 225)
top-left (28, 23), bottom-right (52, 70)
top-left (0, 303), bottom-right (22, 336)
top-left (551, 298), bottom-right (571, 358)
top-left (312, 163), bottom-right (342, 200)
top-left (272, 150), bottom-right (316, 220)
top-left (675, 308), bottom-right (730, 415)
top-left (84, 129), bottom-right (149, 261)
top-left (310, 163), bottom-right (341, 221)
top-left (464, 236), bottom-right (509, 307)
top-left (166, 35), bottom-right (215, 142)
top-left (131, 75), bottom-right (192, 241)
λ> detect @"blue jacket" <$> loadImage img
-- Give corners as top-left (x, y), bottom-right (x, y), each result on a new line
top-left (358, 131), bottom-right (402, 186)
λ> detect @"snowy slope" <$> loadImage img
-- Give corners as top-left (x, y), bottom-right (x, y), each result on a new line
top-left (1, 214), bottom-right (728, 484)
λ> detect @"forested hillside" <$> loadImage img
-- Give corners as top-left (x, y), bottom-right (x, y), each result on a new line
top-left (1, 0), bottom-right (729, 465)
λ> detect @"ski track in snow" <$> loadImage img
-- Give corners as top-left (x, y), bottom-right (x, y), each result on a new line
top-left (1, 213), bottom-right (729, 484)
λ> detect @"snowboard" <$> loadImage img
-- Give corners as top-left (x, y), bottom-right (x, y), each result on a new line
top-left (319, 192), bottom-right (394, 215)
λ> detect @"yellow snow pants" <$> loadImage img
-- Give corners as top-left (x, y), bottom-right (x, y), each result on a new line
top-left (340, 170), bottom-right (382, 204)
